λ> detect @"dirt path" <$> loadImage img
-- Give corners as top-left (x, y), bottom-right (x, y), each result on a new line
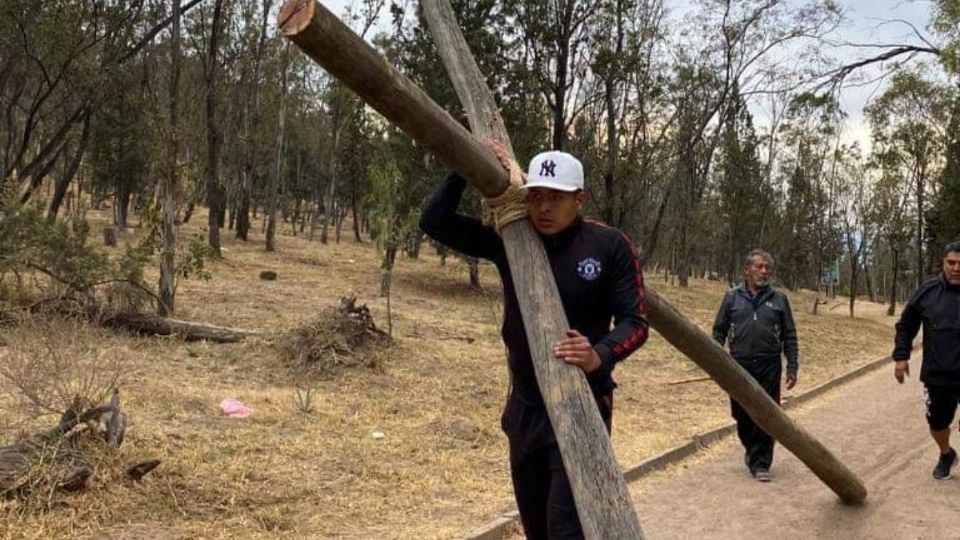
top-left (629, 365), bottom-right (958, 540)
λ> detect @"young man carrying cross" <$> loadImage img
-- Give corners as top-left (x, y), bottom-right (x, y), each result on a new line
top-left (419, 148), bottom-right (648, 540)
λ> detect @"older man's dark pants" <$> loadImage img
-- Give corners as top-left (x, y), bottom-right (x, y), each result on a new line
top-left (731, 356), bottom-right (782, 473)
top-left (505, 393), bottom-right (613, 540)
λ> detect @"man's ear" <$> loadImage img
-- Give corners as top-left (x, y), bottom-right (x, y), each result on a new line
top-left (575, 190), bottom-right (587, 209)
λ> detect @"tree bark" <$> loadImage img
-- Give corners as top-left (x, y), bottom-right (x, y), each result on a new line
top-left (320, 93), bottom-right (344, 245)
top-left (47, 110), bottom-right (90, 221)
top-left (279, 3), bottom-right (867, 526)
top-left (467, 256), bottom-right (480, 288)
top-left (205, 0), bottom-right (226, 256)
top-left (236, 0), bottom-right (273, 241)
top-left (601, 0), bottom-right (624, 225)
top-left (352, 189), bottom-right (362, 242)
top-left (266, 42), bottom-right (291, 253)
top-left (159, 0), bottom-right (181, 317)
top-left (888, 248), bottom-right (900, 317)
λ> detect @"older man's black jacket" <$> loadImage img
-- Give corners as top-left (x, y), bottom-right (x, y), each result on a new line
top-left (711, 284), bottom-right (799, 375)
top-left (419, 173), bottom-right (648, 409)
top-left (894, 275), bottom-right (960, 387)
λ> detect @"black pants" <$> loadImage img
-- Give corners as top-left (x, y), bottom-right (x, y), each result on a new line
top-left (505, 393), bottom-right (612, 540)
top-left (730, 358), bottom-right (781, 473)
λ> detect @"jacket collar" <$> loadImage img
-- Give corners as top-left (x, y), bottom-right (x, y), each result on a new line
top-left (540, 215), bottom-right (583, 251)
top-left (940, 273), bottom-right (960, 291)
top-left (737, 283), bottom-right (774, 305)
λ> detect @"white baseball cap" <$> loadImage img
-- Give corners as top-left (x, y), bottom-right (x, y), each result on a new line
top-left (521, 151), bottom-right (584, 192)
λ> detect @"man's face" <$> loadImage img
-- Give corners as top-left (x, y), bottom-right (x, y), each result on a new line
top-left (745, 256), bottom-right (771, 289)
top-left (944, 252), bottom-right (960, 285)
top-left (525, 187), bottom-right (585, 235)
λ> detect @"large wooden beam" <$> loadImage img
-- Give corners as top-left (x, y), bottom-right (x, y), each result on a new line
top-left (644, 294), bottom-right (867, 503)
top-left (278, 0), bottom-right (866, 523)
top-left (279, 2), bottom-right (643, 538)
top-left (421, 4), bottom-right (865, 507)
top-left (419, 1), bottom-right (648, 537)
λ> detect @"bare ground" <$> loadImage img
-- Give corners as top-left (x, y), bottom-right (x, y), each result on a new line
top-left (627, 366), bottom-right (956, 540)
top-left (0, 209), bottom-right (898, 539)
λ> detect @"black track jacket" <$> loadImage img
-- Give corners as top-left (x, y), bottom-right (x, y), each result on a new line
top-left (419, 173), bottom-right (649, 406)
top-left (893, 275), bottom-right (960, 387)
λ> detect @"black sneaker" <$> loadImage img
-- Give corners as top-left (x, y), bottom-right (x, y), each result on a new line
top-left (933, 448), bottom-right (957, 480)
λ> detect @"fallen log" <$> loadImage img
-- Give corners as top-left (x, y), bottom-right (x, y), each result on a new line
top-left (101, 313), bottom-right (259, 343)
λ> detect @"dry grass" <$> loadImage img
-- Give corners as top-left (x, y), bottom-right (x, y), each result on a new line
top-left (0, 207), bottom-right (896, 539)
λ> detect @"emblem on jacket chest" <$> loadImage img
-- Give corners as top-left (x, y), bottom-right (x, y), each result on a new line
top-left (577, 257), bottom-right (602, 281)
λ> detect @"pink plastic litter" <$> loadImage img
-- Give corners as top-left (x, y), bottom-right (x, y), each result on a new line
top-left (219, 398), bottom-right (254, 418)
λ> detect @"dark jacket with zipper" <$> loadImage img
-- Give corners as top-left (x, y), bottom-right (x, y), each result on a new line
top-left (418, 172), bottom-right (648, 412)
top-left (711, 284), bottom-right (799, 375)
top-left (893, 275), bottom-right (960, 387)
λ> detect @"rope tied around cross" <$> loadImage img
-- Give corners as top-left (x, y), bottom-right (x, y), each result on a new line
top-left (481, 150), bottom-right (528, 234)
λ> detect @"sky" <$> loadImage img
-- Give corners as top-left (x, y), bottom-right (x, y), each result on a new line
top-left (827, 0), bottom-right (937, 146)
top-left (317, 0), bottom-right (941, 148)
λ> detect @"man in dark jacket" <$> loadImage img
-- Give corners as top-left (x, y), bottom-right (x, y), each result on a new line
top-left (419, 148), bottom-right (648, 540)
top-left (893, 240), bottom-right (960, 480)
top-left (712, 249), bottom-right (798, 482)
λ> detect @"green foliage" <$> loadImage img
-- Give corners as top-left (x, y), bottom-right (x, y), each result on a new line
top-left (932, 0), bottom-right (960, 74)
top-left (928, 93), bottom-right (960, 251)
top-left (365, 155), bottom-right (421, 254)
top-left (0, 182), bottom-right (211, 315)
top-left (716, 91), bottom-right (767, 281)
top-left (0, 184), bottom-right (131, 307)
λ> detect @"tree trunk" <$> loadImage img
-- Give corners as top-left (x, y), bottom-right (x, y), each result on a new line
top-left (643, 182), bottom-right (673, 266)
top-left (380, 244), bottom-right (397, 298)
top-left (159, 0), bottom-right (181, 317)
top-left (115, 182), bottom-right (131, 229)
top-left (266, 42), bottom-right (291, 253)
top-left (467, 256), bottom-right (480, 288)
top-left (601, 0), bottom-right (624, 226)
top-left (47, 111), bottom-right (90, 221)
top-left (205, 0), bottom-right (226, 256)
top-left (335, 205), bottom-right (347, 244)
top-left (320, 98), bottom-right (343, 245)
top-left (280, 6), bottom-right (867, 530)
top-left (864, 260), bottom-right (876, 303)
top-left (352, 189), bottom-right (362, 242)
top-left (849, 262), bottom-right (858, 318)
top-left (888, 248), bottom-right (900, 317)
top-left (236, 0), bottom-right (273, 241)
top-left (916, 162), bottom-right (925, 288)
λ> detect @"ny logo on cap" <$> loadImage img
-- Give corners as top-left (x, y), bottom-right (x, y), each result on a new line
top-left (539, 160), bottom-right (557, 177)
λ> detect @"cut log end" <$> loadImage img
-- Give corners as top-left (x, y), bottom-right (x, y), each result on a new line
top-left (278, 0), bottom-right (314, 36)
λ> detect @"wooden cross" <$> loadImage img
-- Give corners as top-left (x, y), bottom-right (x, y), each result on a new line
top-left (278, 1), bottom-right (867, 537)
